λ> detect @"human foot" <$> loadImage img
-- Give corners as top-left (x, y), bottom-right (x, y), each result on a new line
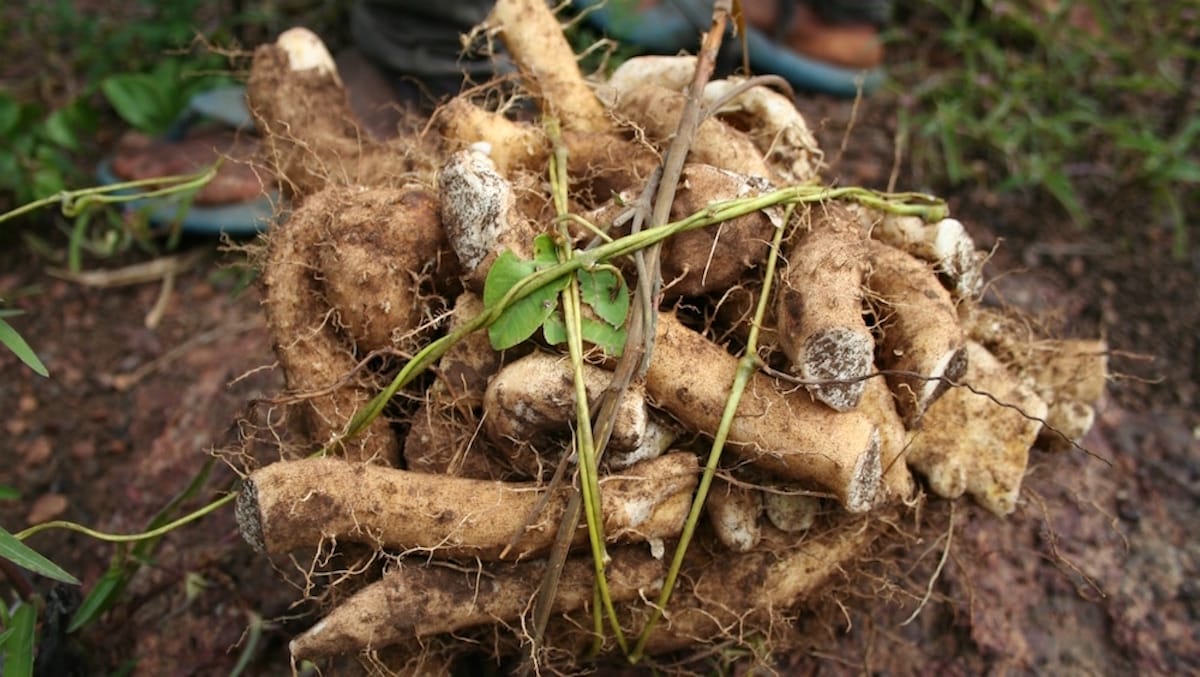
top-left (733, 0), bottom-right (886, 69)
top-left (111, 128), bottom-right (264, 206)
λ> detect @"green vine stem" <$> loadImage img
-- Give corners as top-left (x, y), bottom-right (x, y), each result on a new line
top-left (16, 492), bottom-right (235, 543)
top-left (547, 120), bottom-right (628, 653)
top-left (629, 203), bottom-right (795, 661)
top-left (0, 164), bottom-right (219, 225)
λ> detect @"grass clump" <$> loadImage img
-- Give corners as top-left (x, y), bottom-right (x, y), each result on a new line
top-left (892, 0), bottom-right (1198, 254)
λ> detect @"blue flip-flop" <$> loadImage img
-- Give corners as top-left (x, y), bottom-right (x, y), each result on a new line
top-left (96, 85), bottom-right (279, 237)
top-left (571, 0), bottom-right (883, 98)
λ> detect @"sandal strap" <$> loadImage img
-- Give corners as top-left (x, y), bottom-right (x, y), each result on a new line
top-left (808, 0), bottom-right (894, 28)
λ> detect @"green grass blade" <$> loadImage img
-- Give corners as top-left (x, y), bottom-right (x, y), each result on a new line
top-left (67, 564), bottom-right (124, 633)
top-left (0, 317), bottom-right (49, 377)
top-left (0, 601), bottom-right (37, 677)
top-left (228, 612), bottom-right (263, 677)
top-left (0, 526), bottom-right (78, 584)
top-left (0, 485), bottom-right (19, 501)
top-left (69, 458), bottom-right (218, 632)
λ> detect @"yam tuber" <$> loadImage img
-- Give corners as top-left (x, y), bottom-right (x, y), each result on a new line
top-left (289, 546), bottom-right (666, 658)
top-left (616, 84), bottom-right (777, 182)
top-left (858, 375), bottom-right (917, 503)
top-left (705, 477), bottom-right (764, 552)
top-left (763, 491), bottom-right (821, 533)
top-left (660, 164), bottom-right (782, 297)
top-left (645, 311), bottom-right (882, 513)
top-left (775, 203), bottom-right (874, 411)
top-left (483, 351), bottom-right (654, 475)
top-left (260, 186), bottom-right (401, 464)
top-left (487, 0), bottom-right (610, 133)
top-left (438, 145), bottom-right (540, 287)
top-left (315, 188), bottom-right (453, 352)
top-left (434, 97), bottom-right (550, 176)
top-left (546, 523), bottom-right (875, 656)
top-left (236, 453), bottom-right (698, 560)
top-left (248, 28), bottom-right (422, 196)
top-left (603, 55), bottom-right (823, 182)
top-left (854, 206), bottom-right (985, 299)
top-left (866, 240), bottom-right (968, 425)
top-left (905, 341), bottom-right (1047, 516)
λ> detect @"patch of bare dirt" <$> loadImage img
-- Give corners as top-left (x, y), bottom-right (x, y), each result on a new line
top-left (0, 245), bottom-right (300, 673)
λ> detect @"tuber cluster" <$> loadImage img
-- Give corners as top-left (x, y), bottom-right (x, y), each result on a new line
top-left (235, 0), bottom-right (1109, 672)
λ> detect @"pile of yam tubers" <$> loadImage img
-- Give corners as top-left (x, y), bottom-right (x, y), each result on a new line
top-left (232, 0), bottom-right (1108, 672)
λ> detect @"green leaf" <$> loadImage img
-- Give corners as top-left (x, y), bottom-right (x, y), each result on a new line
top-left (0, 93), bottom-right (21, 136)
top-left (0, 526), bottom-right (78, 584)
top-left (0, 485), bottom-right (19, 501)
top-left (532, 233), bottom-right (560, 267)
top-left (0, 601), bottom-right (36, 677)
top-left (42, 108), bottom-right (79, 151)
top-left (578, 268), bottom-right (629, 328)
top-left (1040, 168), bottom-right (1088, 227)
top-left (542, 309), bottom-right (566, 346)
top-left (30, 168), bottom-right (66, 200)
top-left (580, 316), bottom-right (627, 357)
top-left (541, 309), bottom-right (626, 356)
top-left (41, 102), bottom-right (97, 152)
top-left (68, 565), bottom-right (123, 632)
top-left (101, 73), bottom-right (170, 133)
top-left (483, 250), bottom-right (567, 351)
top-left (0, 317), bottom-right (49, 377)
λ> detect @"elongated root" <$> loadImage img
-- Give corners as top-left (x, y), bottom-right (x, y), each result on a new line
top-left (290, 545), bottom-right (666, 658)
top-left (236, 453), bottom-right (698, 559)
top-left (260, 187), bottom-right (401, 464)
top-left (866, 239), bottom-right (968, 425)
top-left (487, 0), bottom-right (610, 133)
top-left (646, 311), bottom-right (883, 513)
top-left (775, 203), bottom-right (874, 411)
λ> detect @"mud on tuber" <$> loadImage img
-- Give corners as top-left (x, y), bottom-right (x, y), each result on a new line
top-left (231, 0), bottom-right (1109, 672)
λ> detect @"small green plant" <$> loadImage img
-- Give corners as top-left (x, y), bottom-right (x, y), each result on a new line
top-left (893, 0), bottom-right (1199, 253)
top-left (0, 310), bottom-right (48, 378)
top-left (0, 0), bottom-right (239, 272)
top-left (483, 233), bottom-right (631, 356)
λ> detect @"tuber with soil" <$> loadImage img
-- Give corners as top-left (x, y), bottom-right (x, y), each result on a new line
top-left (235, 0), bottom-right (1110, 671)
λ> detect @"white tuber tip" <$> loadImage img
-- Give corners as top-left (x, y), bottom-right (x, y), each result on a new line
top-left (275, 28), bottom-right (339, 81)
top-left (468, 141), bottom-right (493, 156)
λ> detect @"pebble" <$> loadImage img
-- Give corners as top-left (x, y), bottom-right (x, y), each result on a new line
top-left (27, 493), bottom-right (69, 524)
top-left (18, 394), bottom-right (37, 413)
top-left (5, 417), bottom-right (28, 436)
top-left (24, 437), bottom-right (53, 465)
top-left (71, 439), bottom-right (96, 460)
